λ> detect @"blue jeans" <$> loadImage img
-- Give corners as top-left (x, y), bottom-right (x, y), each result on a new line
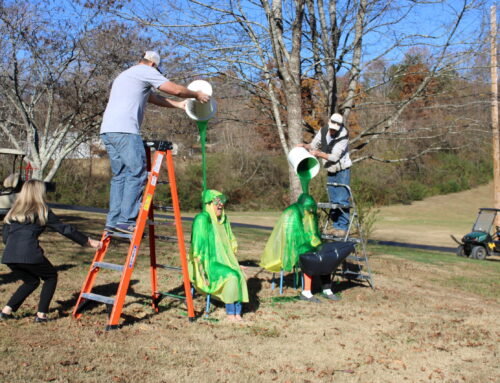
top-left (225, 302), bottom-right (242, 315)
top-left (101, 133), bottom-right (147, 227)
top-left (327, 168), bottom-right (351, 231)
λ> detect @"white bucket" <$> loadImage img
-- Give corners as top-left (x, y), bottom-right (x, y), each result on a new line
top-left (185, 80), bottom-right (217, 121)
top-left (287, 147), bottom-right (320, 179)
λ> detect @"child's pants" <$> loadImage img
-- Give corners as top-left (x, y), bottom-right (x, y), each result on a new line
top-left (5, 258), bottom-right (58, 314)
top-left (225, 302), bottom-right (242, 315)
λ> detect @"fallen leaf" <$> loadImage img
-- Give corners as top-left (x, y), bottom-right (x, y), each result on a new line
top-left (341, 369), bottom-right (355, 374)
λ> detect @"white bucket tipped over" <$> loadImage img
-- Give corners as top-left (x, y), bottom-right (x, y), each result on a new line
top-left (185, 80), bottom-right (217, 121)
top-left (288, 147), bottom-right (320, 179)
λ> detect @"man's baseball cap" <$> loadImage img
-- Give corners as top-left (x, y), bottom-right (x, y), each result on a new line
top-left (328, 113), bottom-right (343, 130)
top-left (143, 51), bottom-right (160, 67)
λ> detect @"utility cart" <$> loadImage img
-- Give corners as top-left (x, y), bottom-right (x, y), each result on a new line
top-left (452, 208), bottom-right (500, 260)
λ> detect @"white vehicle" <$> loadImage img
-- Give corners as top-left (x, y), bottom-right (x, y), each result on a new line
top-left (0, 148), bottom-right (26, 217)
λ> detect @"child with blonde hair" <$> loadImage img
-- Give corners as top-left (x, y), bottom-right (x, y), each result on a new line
top-left (0, 180), bottom-right (101, 322)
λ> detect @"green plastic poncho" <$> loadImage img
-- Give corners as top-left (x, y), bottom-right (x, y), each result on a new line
top-left (188, 190), bottom-right (249, 304)
top-left (260, 193), bottom-right (322, 272)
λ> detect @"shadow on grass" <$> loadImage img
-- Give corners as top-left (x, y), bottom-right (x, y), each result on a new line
top-left (55, 214), bottom-right (88, 222)
top-left (240, 260), bottom-right (260, 267)
top-left (246, 276), bottom-right (262, 313)
top-left (332, 279), bottom-right (369, 293)
top-left (55, 279), bottom-right (146, 318)
top-left (155, 273), bottom-right (265, 318)
top-left (262, 269), bottom-right (369, 296)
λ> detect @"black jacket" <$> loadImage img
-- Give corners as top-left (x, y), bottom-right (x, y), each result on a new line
top-left (2, 209), bottom-right (88, 264)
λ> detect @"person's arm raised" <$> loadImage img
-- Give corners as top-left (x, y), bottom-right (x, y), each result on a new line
top-left (157, 81), bottom-right (210, 102)
top-left (148, 93), bottom-right (187, 109)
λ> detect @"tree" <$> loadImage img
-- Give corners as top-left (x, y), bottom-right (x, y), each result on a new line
top-left (0, 0), bottom-right (147, 181)
top-left (109, 0), bottom-right (489, 201)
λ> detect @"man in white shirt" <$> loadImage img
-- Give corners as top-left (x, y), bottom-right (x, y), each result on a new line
top-left (100, 51), bottom-right (210, 234)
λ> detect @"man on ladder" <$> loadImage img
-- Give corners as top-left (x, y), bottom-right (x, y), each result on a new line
top-left (298, 112), bottom-right (373, 288)
top-left (99, 50), bottom-right (210, 235)
top-left (298, 112), bottom-right (352, 237)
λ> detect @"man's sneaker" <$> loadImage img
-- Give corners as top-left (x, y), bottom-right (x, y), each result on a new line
top-left (322, 292), bottom-right (342, 301)
top-left (34, 316), bottom-right (49, 323)
top-left (114, 224), bottom-right (136, 235)
top-left (299, 294), bottom-right (322, 303)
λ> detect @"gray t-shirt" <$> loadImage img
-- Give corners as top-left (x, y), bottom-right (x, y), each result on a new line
top-left (100, 64), bottom-right (168, 134)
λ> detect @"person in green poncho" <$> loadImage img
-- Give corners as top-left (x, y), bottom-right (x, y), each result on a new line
top-left (260, 193), bottom-right (340, 303)
top-left (189, 190), bottom-right (249, 321)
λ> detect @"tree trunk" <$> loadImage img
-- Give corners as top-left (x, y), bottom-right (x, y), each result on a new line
top-left (287, 86), bottom-right (305, 202)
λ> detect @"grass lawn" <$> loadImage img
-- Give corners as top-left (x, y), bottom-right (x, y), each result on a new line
top-left (371, 182), bottom-right (495, 247)
top-left (0, 209), bottom-right (498, 382)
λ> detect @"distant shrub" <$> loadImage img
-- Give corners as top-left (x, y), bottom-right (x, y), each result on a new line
top-left (405, 180), bottom-right (430, 201)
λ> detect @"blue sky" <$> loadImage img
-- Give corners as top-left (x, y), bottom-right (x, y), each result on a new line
top-left (11, 0), bottom-right (498, 76)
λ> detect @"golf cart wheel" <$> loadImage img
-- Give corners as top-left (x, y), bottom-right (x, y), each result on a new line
top-left (456, 245), bottom-right (466, 257)
top-left (470, 246), bottom-right (487, 260)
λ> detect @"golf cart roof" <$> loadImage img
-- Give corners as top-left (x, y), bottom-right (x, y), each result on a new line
top-left (473, 208), bottom-right (499, 233)
top-left (0, 148), bottom-right (26, 156)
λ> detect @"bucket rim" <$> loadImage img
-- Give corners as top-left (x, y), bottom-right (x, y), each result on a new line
top-left (185, 98), bottom-right (217, 121)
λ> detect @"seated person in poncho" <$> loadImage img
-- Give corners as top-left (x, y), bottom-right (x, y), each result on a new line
top-left (260, 193), bottom-right (339, 303)
top-left (189, 190), bottom-right (249, 321)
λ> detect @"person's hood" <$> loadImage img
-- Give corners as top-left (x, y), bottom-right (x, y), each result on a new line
top-left (296, 193), bottom-right (317, 215)
top-left (202, 189), bottom-right (227, 205)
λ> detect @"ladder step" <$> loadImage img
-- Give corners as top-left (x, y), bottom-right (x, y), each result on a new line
top-left (154, 235), bottom-right (178, 242)
top-left (317, 202), bottom-right (351, 210)
top-left (147, 220), bottom-right (174, 226)
top-left (144, 140), bottom-right (173, 151)
top-left (321, 235), bottom-right (361, 243)
top-left (156, 264), bottom-right (182, 271)
top-left (153, 205), bottom-right (174, 212)
top-left (93, 262), bottom-right (124, 272)
top-left (340, 270), bottom-right (371, 280)
top-left (156, 181), bottom-right (169, 185)
top-left (106, 232), bottom-right (133, 240)
top-left (158, 292), bottom-right (187, 300)
top-left (81, 293), bottom-right (115, 305)
top-left (346, 255), bottom-right (368, 262)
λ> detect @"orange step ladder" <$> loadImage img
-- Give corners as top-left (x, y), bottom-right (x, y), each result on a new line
top-left (72, 141), bottom-right (195, 330)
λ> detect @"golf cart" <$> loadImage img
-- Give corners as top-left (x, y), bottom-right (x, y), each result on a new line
top-left (452, 208), bottom-right (500, 260)
top-left (0, 148), bottom-right (27, 218)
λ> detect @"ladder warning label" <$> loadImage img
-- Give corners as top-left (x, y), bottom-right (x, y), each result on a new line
top-left (144, 194), bottom-right (153, 211)
top-left (153, 155), bottom-right (163, 173)
top-left (151, 175), bottom-right (157, 186)
top-left (129, 246), bottom-right (137, 268)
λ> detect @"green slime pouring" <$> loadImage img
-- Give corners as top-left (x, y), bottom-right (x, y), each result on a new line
top-left (197, 120), bottom-right (208, 192)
